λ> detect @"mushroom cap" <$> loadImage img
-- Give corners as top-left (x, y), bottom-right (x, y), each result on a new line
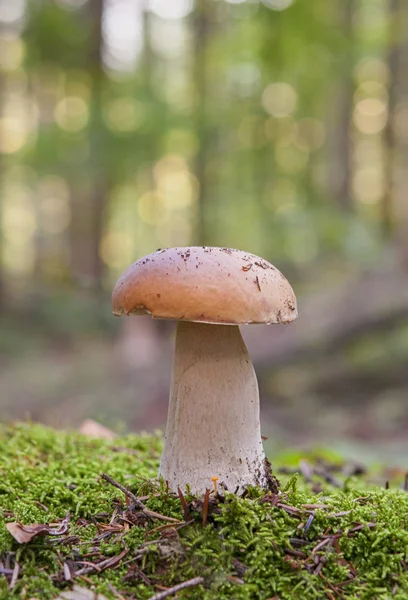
top-left (112, 246), bottom-right (297, 325)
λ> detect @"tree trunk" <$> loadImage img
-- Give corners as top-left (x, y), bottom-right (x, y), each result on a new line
top-left (395, 0), bottom-right (408, 246)
top-left (70, 0), bottom-right (107, 291)
top-left (327, 0), bottom-right (354, 212)
top-left (192, 0), bottom-right (211, 245)
top-left (382, 0), bottom-right (399, 236)
top-left (0, 72), bottom-right (5, 311)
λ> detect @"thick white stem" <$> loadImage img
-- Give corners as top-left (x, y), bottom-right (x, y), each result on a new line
top-left (159, 321), bottom-right (268, 494)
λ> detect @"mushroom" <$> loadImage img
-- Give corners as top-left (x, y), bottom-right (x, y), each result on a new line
top-left (112, 247), bottom-right (297, 494)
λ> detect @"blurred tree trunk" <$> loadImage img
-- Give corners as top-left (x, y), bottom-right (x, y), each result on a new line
top-left (141, 1), bottom-right (159, 189)
top-left (327, 0), bottom-right (354, 212)
top-left (193, 0), bottom-right (211, 245)
top-left (32, 79), bottom-right (53, 284)
top-left (382, 0), bottom-right (398, 236)
top-left (70, 0), bottom-right (107, 291)
top-left (0, 72), bottom-right (4, 310)
top-left (142, 1), bottom-right (153, 91)
top-left (395, 0), bottom-right (408, 248)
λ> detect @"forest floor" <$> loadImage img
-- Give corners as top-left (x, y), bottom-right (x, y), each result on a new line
top-left (1, 325), bottom-right (408, 468)
top-left (1, 423), bottom-right (408, 599)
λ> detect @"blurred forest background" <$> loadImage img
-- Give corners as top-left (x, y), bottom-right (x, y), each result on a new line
top-left (1, 0), bottom-right (408, 462)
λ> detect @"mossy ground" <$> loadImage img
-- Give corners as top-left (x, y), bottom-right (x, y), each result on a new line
top-left (0, 423), bottom-right (407, 599)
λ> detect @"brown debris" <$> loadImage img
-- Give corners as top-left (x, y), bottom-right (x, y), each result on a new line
top-left (177, 487), bottom-right (192, 521)
top-left (6, 511), bottom-right (70, 544)
top-left (201, 488), bottom-right (211, 527)
top-left (263, 457), bottom-right (280, 493)
top-left (232, 557), bottom-right (248, 578)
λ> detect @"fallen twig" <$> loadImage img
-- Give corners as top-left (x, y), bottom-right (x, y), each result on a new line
top-left (107, 582), bottom-right (127, 599)
top-left (101, 474), bottom-right (181, 523)
top-left (177, 488), bottom-right (191, 521)
top-left (202, 489), bottom-right (210, 527)
top-left (147, 576), bottom-right (204, 600)
top-left (9, 561), bottom-right (20, 590)
top-left (142, 509), bottom-right (181, 523)
top-left (74, 548), bottom-right (129, 577)
top-left (101, 474), bottom-right (145, 510)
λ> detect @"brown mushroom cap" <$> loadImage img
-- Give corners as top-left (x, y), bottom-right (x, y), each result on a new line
top-left (112, 246), bottom-right (297, 325)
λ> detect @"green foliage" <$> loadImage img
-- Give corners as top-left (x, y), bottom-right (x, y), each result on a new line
top-left (1, 424), bottom-right (408, 599)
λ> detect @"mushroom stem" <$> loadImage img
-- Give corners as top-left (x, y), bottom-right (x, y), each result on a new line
top-left (159, 321), bottom-right (268, 494)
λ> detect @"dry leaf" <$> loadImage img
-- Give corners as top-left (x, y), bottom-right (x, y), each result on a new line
top-left (56, 586), bottom-right (108, 600)
top-left (6, 511), bottom-right (70, 544)
top-left (79, 419), bottom-right (116, 440)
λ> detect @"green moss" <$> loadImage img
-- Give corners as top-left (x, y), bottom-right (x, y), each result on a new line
top-left (0, 423), bottom-right (408, 599)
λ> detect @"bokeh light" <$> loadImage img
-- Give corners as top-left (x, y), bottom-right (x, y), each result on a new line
top-left (0, 0), bottom-right (26, 25)
top-left (103, 98), bottom-right (145, 132)
top-left (0, 96), bottom-right (37, 154)
top-left (0, 34), bottom-right (25, 70)
top-left (54, 97), bottom-right (89, 132)
top-left (352, 166), bottom-right (385, 205)
top-left (103, 0), bottom-right (143, 72)
top-left (262, 82), bottom-right (297, 118)
top-left (99, 231), bottom-right (135, 269)
top-left (150, 19), bottom-right (188, 59)
top-left (2, 185), bottom-right (36, 246)
top-left (55, 0), bottom-right (87, 9)
top-left (153, 154), bottom-right (199, 210)
top-left (353, 98), bottom-right (388, 135)
top-left (137, 191), bottom-right (167, 226)
top-left (148, 0), bottom-right (193, 20)
top-left (354, 57), bottom-right (389, 85)
top-left (275, 144), bottom-right (309, 174)
top-left (262, 0), bottom-right (295, 11)
top-left (228, 63), bottom-right (261, 98)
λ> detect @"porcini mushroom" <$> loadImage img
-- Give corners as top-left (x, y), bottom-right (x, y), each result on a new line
top-left (112, 247), bottom-right (297, 494)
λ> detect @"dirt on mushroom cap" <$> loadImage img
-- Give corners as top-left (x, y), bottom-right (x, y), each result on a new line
top-left (112, 246), bottom-right (298, 325)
